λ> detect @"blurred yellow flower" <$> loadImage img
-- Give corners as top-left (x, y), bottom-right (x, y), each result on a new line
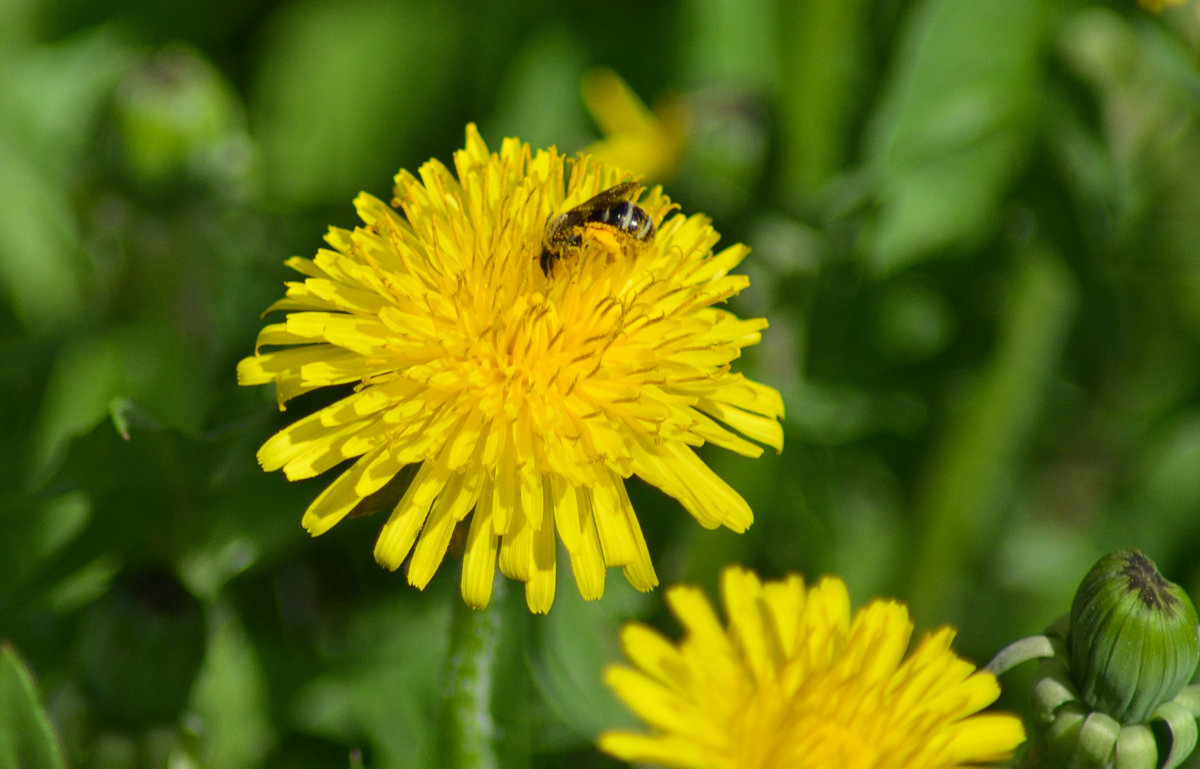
top-left (582, 68), bottom-right (689, 183)
top-left (238, 125), bottom-right (782, 613)
top-left (600, 566), bottom-right (1025, 768)
top-left (1138, 0), bottom-right (1186, 10)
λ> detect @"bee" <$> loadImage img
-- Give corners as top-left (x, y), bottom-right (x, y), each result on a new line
top-left (540, 181), bottom-right (655, 275)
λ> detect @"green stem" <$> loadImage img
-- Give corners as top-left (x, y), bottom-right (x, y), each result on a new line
top-left (906, 252), bottom-right (1076, 624)
top-left (441, 580), bottom-right (504, 769)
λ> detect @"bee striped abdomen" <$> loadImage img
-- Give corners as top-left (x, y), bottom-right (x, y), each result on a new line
top-left (587, 202), bottom-right (655, 242)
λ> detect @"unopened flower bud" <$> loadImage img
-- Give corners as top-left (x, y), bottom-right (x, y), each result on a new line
top-left (1068, 549), bottom-right (1199, 724)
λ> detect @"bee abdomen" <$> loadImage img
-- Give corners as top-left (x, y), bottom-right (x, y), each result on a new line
top-left (586, 202), bottom-right (654, 241)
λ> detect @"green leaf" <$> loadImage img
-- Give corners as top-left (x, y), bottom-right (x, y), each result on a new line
top-left (38, 412), bottom-right (231, 574)
top-left (0, 492), bottom-right (90, 598)
top-left (32, 334), bottom-right (128, 476)
top-left (0, 28), bottom-right (133, 172)
top-left (190, 605), bottom-right (275, 769)
top-left (251, 0), bottom-right (462, 208)
top-left (487, 29), bottom-right (592, 153)
top-left (679, 0), bottom-right (778, 93)
top-left (33, 324), bottom-right (209, 478)
top-left (0, 644), bottom-right (67, 769)
top-left (290, 589), bottom-right (452, 769)
top-left (907, 249), bottom-right (1077, 623)
top-left (1126, 414), bottom-right (1200, 557)
top-left (0, 29), bottom-right (132, 333)
top-left (866, 0), bottom-right (1045, 272)
top-left (77, 569), bottom-right (207, 728)
top-left (529, 565), bottom-right (646, 746)
top-left (777, 0), bottom-right (873, 196)
top-left (0, 142), bottom-right (84, 334)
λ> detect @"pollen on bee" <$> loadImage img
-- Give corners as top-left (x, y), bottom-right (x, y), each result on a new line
top-left (582, 226), bottom-right (627, 260)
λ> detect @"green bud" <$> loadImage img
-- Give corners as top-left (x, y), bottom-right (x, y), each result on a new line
top-left (1068, 549), bottom-right (1199, 724)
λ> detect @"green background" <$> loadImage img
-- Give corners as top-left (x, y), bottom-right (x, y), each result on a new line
top-left (2, 0), bottom-right (1200, 766)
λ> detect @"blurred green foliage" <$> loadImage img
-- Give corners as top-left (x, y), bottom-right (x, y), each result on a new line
top-left (2, 0), bottom-right (1200, 766)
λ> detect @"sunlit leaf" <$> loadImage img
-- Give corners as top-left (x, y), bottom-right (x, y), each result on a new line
top-left (0, 644), bottom-right (66, 769)
top-left (251, 0), bottom-right (462, 208)
top-left (866, 0), bottom-right (1045, 272)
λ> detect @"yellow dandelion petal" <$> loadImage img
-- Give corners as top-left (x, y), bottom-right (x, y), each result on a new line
top-left (668, 584), bottom-right (726, 643)
top-left (581, 68), bottom-right (689, 183)
top-left (297, 456), bottom-right (381, 536)
top-left (601, 565), bottom-right (1026, 769)
top-left (947, 714), bottom-right (1028, 761)
top-left (497, 509), bottom-right (536, 583)
top-left (599, 733), bottom-right (712, 769)
top-left (517, 459), bottom-right (543, 531)
top-left (460, 476), bottom-right (498, 608)
top-left (571, 518), bottom-right (608, 602)
top-left (408, 467), bottom-right (482, 589)
top-left (722, 568), bottom-right (775, 685)
top-left (606, 666), bottom-right (694, 740)
top-left (238, 124), bottom-right (782, 611)
top-left (580, 477), bottom-right (627, 564)
top-left (760, 575), bottom-right (806, 658)
top-left (617, 488), bottom-right (659, 591)
top-left (524, 504), bottom-right (558, 614)
top-left (617, 623), bottom-right (685, 684)
top-left (548, 476), bottom-right (582, 553)
top-left (372, 456), bottom-right (448, 569)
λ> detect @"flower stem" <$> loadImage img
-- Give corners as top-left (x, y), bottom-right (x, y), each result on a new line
top-left (906, 253), bottom-right (1076, 624)
top-left (441, 581), bottom-right (504, 769)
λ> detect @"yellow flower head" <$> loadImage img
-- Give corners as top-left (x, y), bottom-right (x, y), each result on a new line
top-left (237, 125), bottom-right (783, 613)
top-left (582, 68), bottom-right (689, 183)
top-left (600, 566), bottom-right (1026, 769)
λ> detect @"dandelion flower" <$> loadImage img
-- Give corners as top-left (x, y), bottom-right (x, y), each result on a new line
top-left (600, 566), bottom-right (1026, 768)
top-left (237, 125), bottom-right (783, 613)
top-left (582, 68), bottom-right (688, 183)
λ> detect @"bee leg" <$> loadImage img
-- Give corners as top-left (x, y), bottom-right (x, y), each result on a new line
top-left (539, 249), bottom-right (554, 276)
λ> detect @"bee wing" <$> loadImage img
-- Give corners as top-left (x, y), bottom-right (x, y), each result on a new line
top-left (579, 180), bottom-right (641, 209)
